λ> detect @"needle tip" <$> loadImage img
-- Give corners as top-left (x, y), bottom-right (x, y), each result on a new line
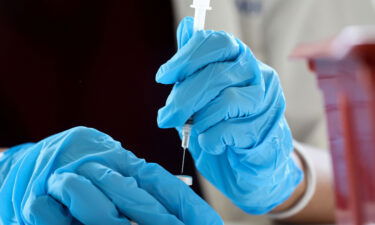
top-left (181, 148), bottom-right (187, 175)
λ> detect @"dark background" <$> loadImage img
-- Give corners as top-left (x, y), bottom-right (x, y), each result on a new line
top-left (0, 0), bottom-right (201, 194)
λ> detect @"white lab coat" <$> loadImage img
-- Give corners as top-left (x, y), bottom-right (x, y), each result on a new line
top-left (172, 1), bottom-right (375, 224)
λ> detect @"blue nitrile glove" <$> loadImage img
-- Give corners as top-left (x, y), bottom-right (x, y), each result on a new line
top-left (0, 127), bottom-right (223, 225)
top-left (156, 17), bottom-right (303, 214)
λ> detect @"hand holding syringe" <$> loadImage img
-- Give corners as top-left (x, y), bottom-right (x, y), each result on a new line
top-left (156, 0), bottom-right (302, 217)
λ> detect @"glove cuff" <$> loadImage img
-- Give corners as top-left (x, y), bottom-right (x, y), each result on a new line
top-left (234, 159), bottom-right (304, 215)
top-left (267, 141), bottom-right (317, 219)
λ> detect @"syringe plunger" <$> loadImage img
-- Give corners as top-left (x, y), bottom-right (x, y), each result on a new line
top-left (193, 9), bottom-right (207, 31)
top-left (191, 0), bottom-right (212, 31)
top-left (191, 0), bottom-right (212, 10)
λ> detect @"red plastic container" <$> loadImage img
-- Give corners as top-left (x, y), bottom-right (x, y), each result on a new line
top-left (293, 26), bottom-right (375, 225)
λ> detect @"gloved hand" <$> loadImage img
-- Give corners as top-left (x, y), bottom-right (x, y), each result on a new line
top-left (0, 127), bottom-right (223, 225)
top-left (156, 17), bottom-right (303, 214)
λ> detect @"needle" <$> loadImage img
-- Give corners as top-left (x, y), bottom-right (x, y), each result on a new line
top-left (181, 148), bottom-right (187, 174)
top-left (181, 119), bottom-right (193, 175)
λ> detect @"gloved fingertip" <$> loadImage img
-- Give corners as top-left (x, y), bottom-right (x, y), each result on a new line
top-left (155, 65), bottom-right (174, 85)
top-left (157, 108), bottom-right (187, 129)
top-left (198, 134), bottom-right (226, 155)
top-left (157, 117), bottom-right (178, 129)
top-left (155, 66), bottom-right (165, 84)
top-left (156, 112), bottom-right (172, 129)
top-left (177, 17), bottom-right (194, 49)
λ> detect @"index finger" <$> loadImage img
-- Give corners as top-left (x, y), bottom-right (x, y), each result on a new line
top-left (156, 26), bottom-right (240, 85)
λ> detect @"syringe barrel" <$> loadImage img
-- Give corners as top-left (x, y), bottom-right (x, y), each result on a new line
top-left (181, 123), bottom-right (192, 149)
top-left (191, 0), bottom-right (211, 31)
top-left (193, 8), bottom-right (207, 31)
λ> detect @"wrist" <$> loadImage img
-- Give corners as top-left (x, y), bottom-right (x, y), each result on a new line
top-left (231, 155), bottom-right (304, 215)
top-left (268, 142), bottom-right (317, 219)
top-left (272, 151), bottom-right (307, 213)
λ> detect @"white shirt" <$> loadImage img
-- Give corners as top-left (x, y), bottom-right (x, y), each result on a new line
top-left (172, 0), bottom-right (375, 224)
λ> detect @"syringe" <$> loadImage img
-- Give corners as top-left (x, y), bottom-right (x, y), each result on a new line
top-left (180, 0), bottom-right (212, 175)
top-left (131, 3), bottom-right (212, 225)
top-left (180, 118), bottom-right (193, 174)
